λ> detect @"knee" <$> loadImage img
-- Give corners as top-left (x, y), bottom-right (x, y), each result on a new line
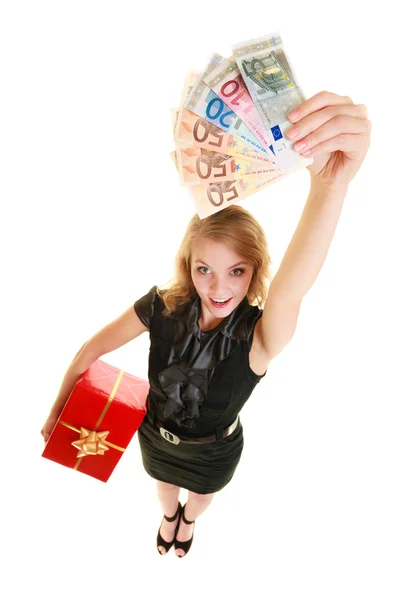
top-left (156, 480), bottom-right (180, 492)
top-left (189, 491), bottom-right (215, 505)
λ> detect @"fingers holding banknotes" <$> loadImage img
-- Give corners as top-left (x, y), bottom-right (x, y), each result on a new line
top-left (286, 91), bottom-right (371, 188)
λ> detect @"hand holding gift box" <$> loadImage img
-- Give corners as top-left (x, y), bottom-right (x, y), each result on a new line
top-left (42, 359), bottom-right (148, 482)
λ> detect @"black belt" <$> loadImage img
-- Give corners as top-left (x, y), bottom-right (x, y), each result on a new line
top-left (155, 415), bottom-right (239, 445)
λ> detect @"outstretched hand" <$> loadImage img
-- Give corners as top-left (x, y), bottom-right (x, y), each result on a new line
top-left (286, 91), bottom-right (371, 189)
top-left (41, 413), bottom-right (59, 443)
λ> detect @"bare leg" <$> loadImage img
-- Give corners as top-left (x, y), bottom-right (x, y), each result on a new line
top-left (156, 480), bottom-right (181, 555)
top-left (175, 490), bottom-right (215, 557)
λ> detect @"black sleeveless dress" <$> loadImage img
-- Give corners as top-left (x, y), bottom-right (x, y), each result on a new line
top-left (134, 286), bottom-right (267, 494)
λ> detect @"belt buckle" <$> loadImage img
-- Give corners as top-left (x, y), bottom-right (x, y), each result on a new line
top-left (159, 427), bottom-right (180, 445)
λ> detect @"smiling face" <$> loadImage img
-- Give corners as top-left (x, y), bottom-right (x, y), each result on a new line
top-left (190, 237), bottom-right (254, 330)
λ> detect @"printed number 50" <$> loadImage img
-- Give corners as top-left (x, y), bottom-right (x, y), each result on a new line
top-left (207, 182), bottom-right (239, 207)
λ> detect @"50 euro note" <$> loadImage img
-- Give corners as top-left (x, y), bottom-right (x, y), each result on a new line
top-left (187, 171), bottom-right (286, 219)
top-left (174, 147), bottom-right (280, 186)
top-left (203, 57), bottom-right (276, 160)
top-left (232, 33), bottom-right (313, 171)
top-left (174, 69), bottom-right (200, 135)
top-left (184, 59), bottom-right (274, 162)
top-left (171, 107), bottom-right (179, 135)
top-left (172, 70), bottom-right (201, 140)
top-left (174, 107), bottom-right (274, 166)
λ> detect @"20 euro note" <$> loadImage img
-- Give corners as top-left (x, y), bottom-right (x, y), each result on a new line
top-left (175, 107), bottom-right (273, 166)
top-left (184, 59), bottom-right (274, 162)
top-left (232, 33), bottom-right (313, 171)
top-left (203, 57), bottom-right (276, 160)
top-left (174, 147), bottom-right (280, 186)
top-left (187, 171), bottom-right (286, 219)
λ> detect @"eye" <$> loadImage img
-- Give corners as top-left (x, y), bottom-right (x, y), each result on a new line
top-left (197, 266), bottom-right (211, 275)
top-left (197, 266), bottom-right (244, 276)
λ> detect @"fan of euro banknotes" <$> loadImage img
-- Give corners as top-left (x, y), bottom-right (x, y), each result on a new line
top-left (171, 32), bottom-right (313, 219)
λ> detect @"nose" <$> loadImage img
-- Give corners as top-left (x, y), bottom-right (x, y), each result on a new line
top-left (209, 275), bottom-right (230, 297)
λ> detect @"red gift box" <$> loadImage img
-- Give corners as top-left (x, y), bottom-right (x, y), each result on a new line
top-left (42, 359), bottom-right (149, 482)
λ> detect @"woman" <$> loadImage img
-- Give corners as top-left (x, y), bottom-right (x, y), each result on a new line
top-left (41, 91), bottom-right (371, 558)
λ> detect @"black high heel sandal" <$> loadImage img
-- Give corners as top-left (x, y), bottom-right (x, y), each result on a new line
top-left (157, 502), bottom-right (182, 555)
top-left (174, 503), bottom-right (195, 558)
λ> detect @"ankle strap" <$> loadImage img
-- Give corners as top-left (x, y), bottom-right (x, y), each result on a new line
top-left (182, 504), bottom-right (195, 525)
top-left (164, 502), bottom-right (180, 522)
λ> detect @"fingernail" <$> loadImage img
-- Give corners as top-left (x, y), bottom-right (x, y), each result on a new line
top-left (287, 110), bottom-right (300, 123)
top-left (293, 140), bottom-right (307, 152)
top-left (286, 127), bottom-right (299, 140)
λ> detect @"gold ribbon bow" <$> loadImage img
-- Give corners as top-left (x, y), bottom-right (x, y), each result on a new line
top-left (71, 428), bottom-right (110, 457)
top-left (58, 368), bottom-right (126, 471)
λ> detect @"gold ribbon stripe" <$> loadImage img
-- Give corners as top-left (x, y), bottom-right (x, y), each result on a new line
top-left (94, 369), bottom-right (125, 430)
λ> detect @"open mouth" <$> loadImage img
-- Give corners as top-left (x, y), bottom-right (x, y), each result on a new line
top-left (209, 297), bottom-right (232, 308)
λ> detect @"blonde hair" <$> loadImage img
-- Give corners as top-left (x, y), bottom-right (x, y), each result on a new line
top-left (159, 205), bottom-right (273, 316)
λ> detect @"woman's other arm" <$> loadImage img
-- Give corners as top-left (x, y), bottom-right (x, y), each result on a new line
top-left (40, 307), bottom-right (149, 441)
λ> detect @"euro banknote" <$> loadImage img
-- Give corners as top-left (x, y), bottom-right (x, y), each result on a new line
top-left (232, 33), bottom-right (313, 171)
top-left (173, 70), bottom-right (201, 144)
top-left (184, 59), bottom-right (274, 161)
top-left (174, 107), bottom-right (274, 165)
top-left (174, 147), bottom-right (280, 186)
top-left (203, 57), bottom-right (275, 157)
top-left (187, 171), bottom-right (286, 219)
top-left (171, 107), bottom-right (179, 135)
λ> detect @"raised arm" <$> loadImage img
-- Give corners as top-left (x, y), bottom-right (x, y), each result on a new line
top-left (254, 91), bottom-right (371, 364)
top-left (41, 306), bottom-right (149, 441)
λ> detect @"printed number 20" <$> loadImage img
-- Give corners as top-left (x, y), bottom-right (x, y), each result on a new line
top-left (206, 97), bottom-right (234, 130)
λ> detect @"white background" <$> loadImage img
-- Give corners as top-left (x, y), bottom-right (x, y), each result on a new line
top-left (1, 1), bottom-right (399, 599)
